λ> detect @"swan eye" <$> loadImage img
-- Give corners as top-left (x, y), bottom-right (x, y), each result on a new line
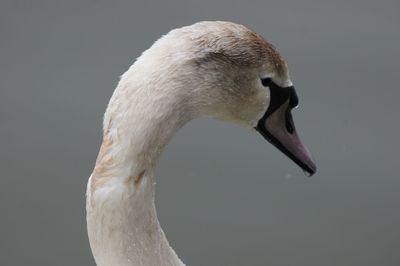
top-left (261, 77), bottom-right (272, 87)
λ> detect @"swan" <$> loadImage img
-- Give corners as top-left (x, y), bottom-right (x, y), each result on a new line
top-left (86, 21), bottom-right (316, 266)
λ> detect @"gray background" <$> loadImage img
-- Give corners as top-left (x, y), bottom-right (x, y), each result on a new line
top-left (1, 0), bottom-right (399, 265)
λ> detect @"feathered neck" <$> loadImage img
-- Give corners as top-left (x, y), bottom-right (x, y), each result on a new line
top-left (86, 57), bottom-right (191, 265)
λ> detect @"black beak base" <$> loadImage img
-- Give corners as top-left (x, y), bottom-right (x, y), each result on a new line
top-left (255, 82), bottom-right (316, 176)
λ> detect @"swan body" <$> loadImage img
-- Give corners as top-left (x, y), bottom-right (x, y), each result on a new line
top-left (86, 21), bottom-right (316, 266)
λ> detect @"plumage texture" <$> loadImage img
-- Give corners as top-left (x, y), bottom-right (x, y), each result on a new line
top-left (86, 21), bottom-right (291, 266)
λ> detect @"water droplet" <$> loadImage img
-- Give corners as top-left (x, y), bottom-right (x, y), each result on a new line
top-left (284, 173), bottom-right (292, 180)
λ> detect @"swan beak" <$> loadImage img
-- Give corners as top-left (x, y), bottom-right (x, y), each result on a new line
top-left (255, 99), bottom-right (317, 176)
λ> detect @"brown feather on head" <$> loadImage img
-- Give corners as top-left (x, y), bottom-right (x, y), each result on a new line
top-left (189, 21), bottom-right (287, 77)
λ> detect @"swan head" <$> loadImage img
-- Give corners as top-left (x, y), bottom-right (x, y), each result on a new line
top-left (133, 21), bottom-right (317, 175)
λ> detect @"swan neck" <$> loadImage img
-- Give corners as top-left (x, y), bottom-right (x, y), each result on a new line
top-left (86, 76), bottom-right (188, 265)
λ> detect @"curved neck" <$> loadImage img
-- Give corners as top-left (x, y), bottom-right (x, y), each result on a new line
top-left (86, 171), bottom-right (184, 266)
top-left (86, 70), bottom-right (190, 265)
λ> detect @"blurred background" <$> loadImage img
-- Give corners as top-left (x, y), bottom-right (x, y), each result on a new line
top-left (1, 0), bottom-right (399, 265)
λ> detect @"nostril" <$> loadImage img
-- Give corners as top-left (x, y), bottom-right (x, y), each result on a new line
top-left (285, 109), bottom-right (295, 134)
